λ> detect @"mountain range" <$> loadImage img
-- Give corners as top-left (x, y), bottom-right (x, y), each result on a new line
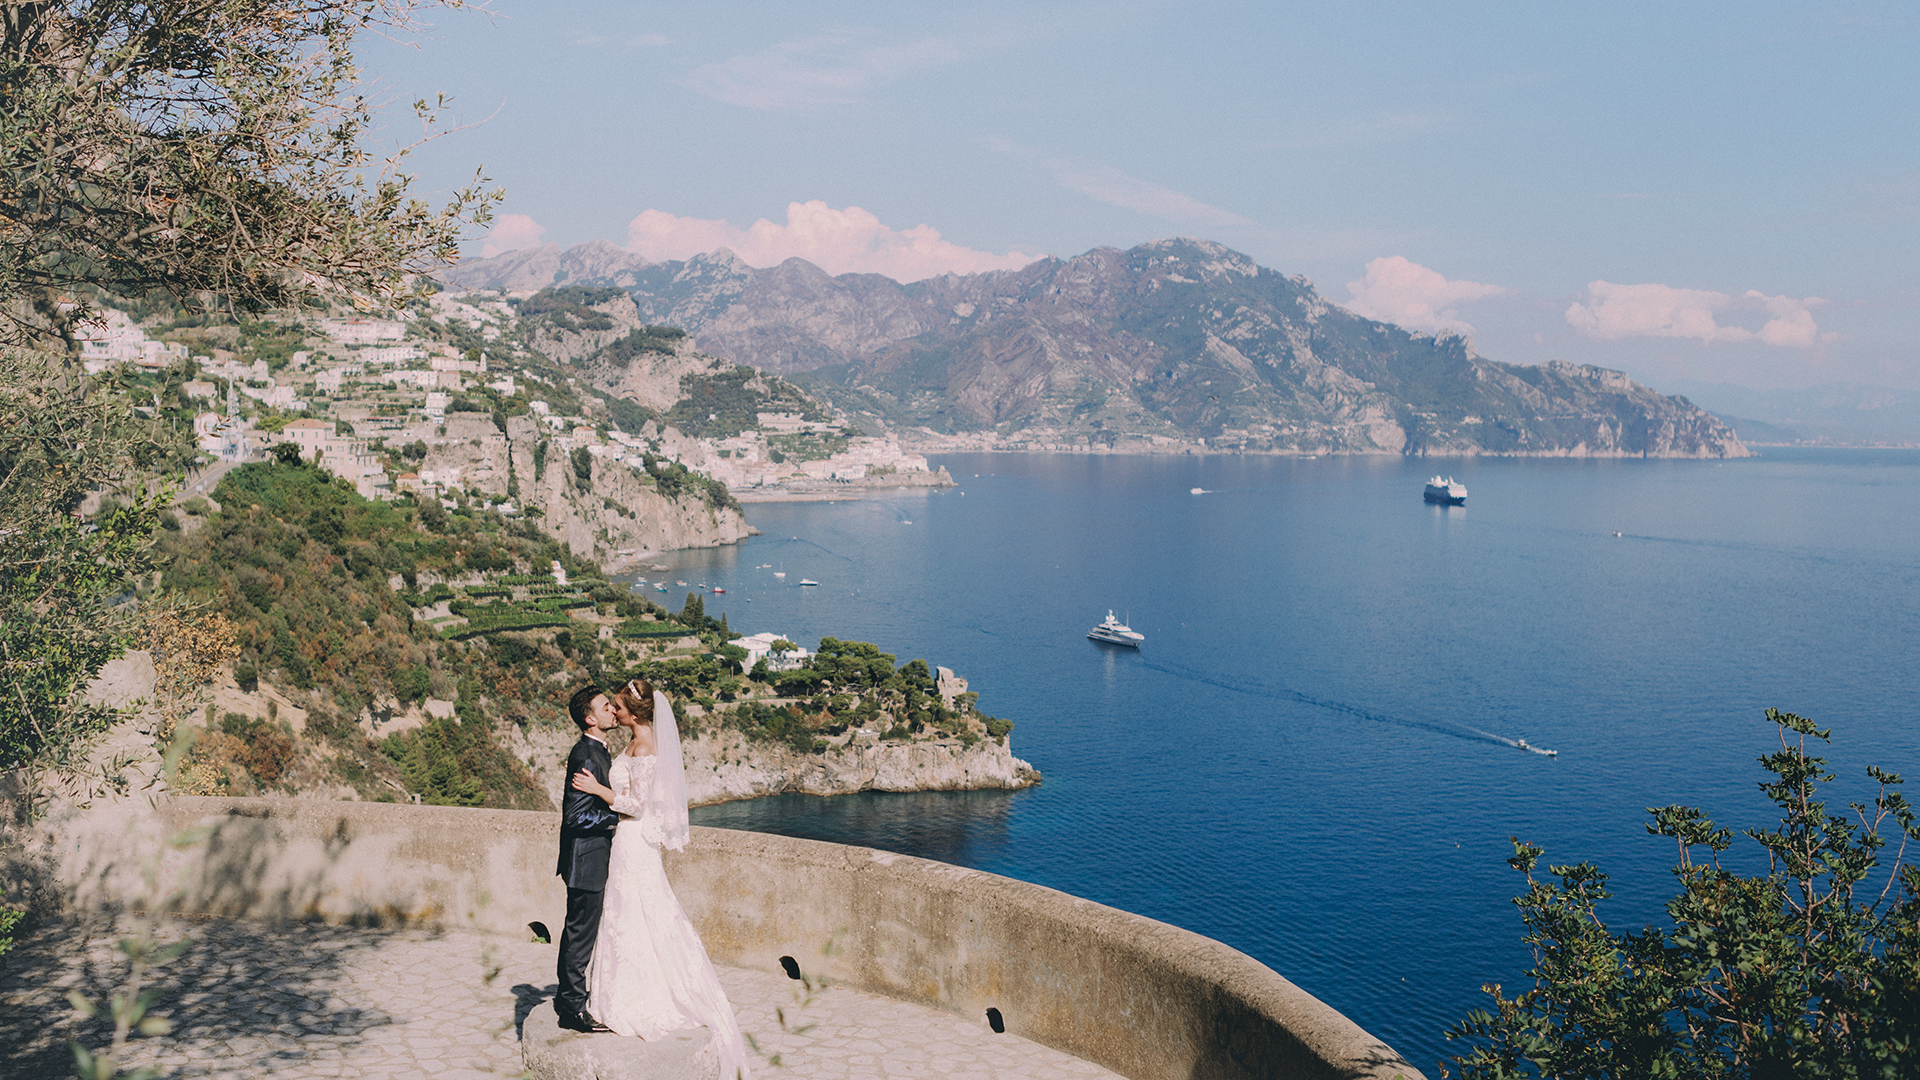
top-left (1662, 379), bottom-right (1920, 446)
top-left (442, 238), bottom-right (1748, 458)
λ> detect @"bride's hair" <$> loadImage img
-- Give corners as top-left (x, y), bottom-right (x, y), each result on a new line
top-left (613, 678), bottom-right (655, 725)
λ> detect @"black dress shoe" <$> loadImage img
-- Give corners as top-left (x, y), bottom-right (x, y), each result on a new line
top-left (557, 1010), bottom-right (612, 1033)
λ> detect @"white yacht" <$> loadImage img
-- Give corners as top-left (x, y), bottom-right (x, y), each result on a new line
top-left (1423, 476), bottom-right (1467, 505)
top-left (1087, 611), bottom-right (1145, 647)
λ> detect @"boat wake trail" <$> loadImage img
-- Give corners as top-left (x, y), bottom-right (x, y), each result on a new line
top-left (769, 536), bottom-right (857, 563)
top-left (1138, 658), bottom-right (1529, 751)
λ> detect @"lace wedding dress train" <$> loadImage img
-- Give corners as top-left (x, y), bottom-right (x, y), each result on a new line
top-left (587, 753), bottom-right (752, 1079)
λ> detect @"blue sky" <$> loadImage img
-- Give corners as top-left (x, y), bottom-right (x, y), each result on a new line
top-left (362, 1), bottom-right (1920, 394)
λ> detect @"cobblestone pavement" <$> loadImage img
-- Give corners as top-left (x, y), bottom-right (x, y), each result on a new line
top-left (0, 915), bottom-right (1120, 1079)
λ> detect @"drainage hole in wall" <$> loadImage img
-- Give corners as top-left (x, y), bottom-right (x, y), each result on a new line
top-left (986, 1008), bottom-right (1004, 1034)
top-left (779, 956), bottom-right (802, 980)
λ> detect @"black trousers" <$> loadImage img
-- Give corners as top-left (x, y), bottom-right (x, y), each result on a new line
top-left (556, 885), bottom-right (604, 1018)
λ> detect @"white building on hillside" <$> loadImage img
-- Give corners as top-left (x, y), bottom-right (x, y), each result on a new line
top-left (318, 318), bottom-right (405, 344)
top-left (735, 632), bottom-right (811, 673)
top-left (77, 309), bottom-right (188, 371)
top-left (361, 345), bottom-right (422, 366)
top-left (281, 418), bottom-right (332, 459)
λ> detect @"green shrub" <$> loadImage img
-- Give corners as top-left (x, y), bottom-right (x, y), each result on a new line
top-left (1447, 709), bottom-right (1920, 1079)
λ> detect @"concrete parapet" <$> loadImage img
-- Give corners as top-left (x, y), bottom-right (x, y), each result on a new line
top-left (51, 797), bottom-right (1420, 1080)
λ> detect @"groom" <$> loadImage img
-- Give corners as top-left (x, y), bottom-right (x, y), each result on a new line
top-left (555, 684), bottom-right (619, 1033)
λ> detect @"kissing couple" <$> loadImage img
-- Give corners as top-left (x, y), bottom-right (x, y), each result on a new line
top-left (554, 678), bottom-right (751, 1078)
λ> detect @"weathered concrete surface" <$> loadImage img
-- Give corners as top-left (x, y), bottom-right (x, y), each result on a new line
top-left (43, 797), bottom-right (1423, 1080)
top-left (520, 1003), bottom-right (719, 1079)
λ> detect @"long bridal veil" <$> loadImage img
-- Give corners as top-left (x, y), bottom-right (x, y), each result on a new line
top-left (645, 687), bottom-right (690, 850)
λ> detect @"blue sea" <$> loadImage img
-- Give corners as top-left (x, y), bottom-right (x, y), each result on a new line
top-left (641, 449), bottom-right (1920, 1073)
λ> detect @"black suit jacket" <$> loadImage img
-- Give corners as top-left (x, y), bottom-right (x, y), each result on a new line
top-left (557, 734), bottom-right (617, 891)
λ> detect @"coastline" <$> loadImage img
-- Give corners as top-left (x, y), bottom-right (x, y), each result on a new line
top-left (729, 466), bottom-right (958, 503)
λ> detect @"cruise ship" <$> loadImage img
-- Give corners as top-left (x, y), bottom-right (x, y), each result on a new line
top-left (1423, 476), bottom-right (1467, 505)
top-left (1087, 611), bottom-right (1145, 647)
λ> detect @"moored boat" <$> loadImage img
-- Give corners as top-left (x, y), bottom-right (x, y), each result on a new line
top-left (1088, 611), bottom-right (1145, 647)
top-left (1424, 476), bottom-right (1467, 505)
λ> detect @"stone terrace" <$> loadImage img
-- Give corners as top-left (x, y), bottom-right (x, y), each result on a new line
top-left (0, 915), bottom-right (1121, 1080)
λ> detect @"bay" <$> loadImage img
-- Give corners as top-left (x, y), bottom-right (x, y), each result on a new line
top-left (648, 449), bottom-right (1920, 1073)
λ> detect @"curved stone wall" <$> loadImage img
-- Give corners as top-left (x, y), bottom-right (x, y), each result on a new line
top-left (52, 797), bottom-right (1420, 1080)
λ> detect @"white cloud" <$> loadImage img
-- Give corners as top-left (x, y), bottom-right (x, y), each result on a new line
top-left (1565, 281), bottom-right (1825, 347)
top-left (479, 213), bottom-right (546, 258)
top-left (1048, 160), bottom-right (1256, 227)
top-left (682, 30), bottom-right (969, 109)
top-left (985, 139), bottom-right (1254, 227)
top-left (625, 201), bottom-right (1041, 282)
top-left (1343, 256), bottom-right (1507, 334)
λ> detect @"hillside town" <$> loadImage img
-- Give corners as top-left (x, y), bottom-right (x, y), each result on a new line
top-left (87, 289), bottom-right (951, 513)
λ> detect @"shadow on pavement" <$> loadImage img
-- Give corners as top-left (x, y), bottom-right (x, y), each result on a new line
top-left (0, 914), bottom-right (398, 1078)
top-left (512, 982), bottom-right (559, 1038)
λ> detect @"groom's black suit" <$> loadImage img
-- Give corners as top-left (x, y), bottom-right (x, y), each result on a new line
top-left (555, 732), bottom-right (617, 1022)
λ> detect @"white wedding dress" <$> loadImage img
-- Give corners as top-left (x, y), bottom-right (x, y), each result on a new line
top-left (588, 749), bottom-right (752, 1078)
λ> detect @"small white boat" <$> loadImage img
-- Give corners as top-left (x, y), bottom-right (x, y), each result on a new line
top-left (1087, 611), bottom-right (1145, 647)
top-left (676, 580), bottom-right (687, 586)
top-left (1423, 476), bottom-right (1467, 505)
top-left (1516, 738), bottom-right (1558, 758)
top-left (799, 579), bottom-right (820, 587)
top-left (654, 583), bottom-right (667, 592)
top-left (1190, 487), bottom-right (1205, 495)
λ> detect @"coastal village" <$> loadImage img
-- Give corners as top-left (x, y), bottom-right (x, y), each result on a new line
top-left (94, 287), bottom-right (951, 544)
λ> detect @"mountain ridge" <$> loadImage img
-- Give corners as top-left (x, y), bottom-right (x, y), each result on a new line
top-left (443, 238), bottom-right (1748, 459)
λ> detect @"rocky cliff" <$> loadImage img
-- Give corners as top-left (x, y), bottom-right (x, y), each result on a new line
top-left (419, 412), bottom-right (754, 562)
top-left (446, 238), bottom-right (1748, 458)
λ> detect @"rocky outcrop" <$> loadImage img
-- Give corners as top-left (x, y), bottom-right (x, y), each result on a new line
top-left (519, 292), bottom-right (742, 414)
top-left (511, 722), bottom-right (1038, 811)
top-left (448, 238), bottom-right (1748, 458)
top-left (522, 1004), bottom-right (718, 1080)
top-left (501, 415), bottom-right (753, 561)
top-left (680, 729), bottom-right (1039, 805)
top-left (414, 413), bottom-right (750, 562)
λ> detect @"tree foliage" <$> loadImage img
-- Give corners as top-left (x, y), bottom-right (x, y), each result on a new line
top-left (0, 346), bottom-right (184, 778)
top-left (0, 0), bottom-right (499, 348)
top-left (1446, 710), bottom-right (1920, 1080)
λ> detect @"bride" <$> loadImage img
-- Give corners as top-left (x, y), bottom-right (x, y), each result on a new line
top-left (569, 679), bottom-right (752, 1078)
